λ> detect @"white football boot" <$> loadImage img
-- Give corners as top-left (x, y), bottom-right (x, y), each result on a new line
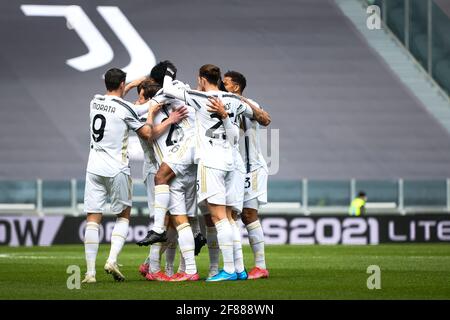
top-left (104, 261), bottom-right (125, 281)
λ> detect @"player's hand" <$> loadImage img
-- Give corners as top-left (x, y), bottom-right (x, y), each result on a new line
top-left (150, 102), bottom-right (164, 115)
top-left (130, 76), bottom-right (147, 87)
top-left (165, 67), bottom-right (176, 79)
top-left (207, 97), bottom-right (228, 119)
top-left (168, 106), bottom-right (189, 124)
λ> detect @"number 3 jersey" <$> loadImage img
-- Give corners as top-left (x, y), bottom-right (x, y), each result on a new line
top-left (87, 94), bottom-right (144, 177)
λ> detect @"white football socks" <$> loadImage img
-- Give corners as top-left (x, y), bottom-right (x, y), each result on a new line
top-left (206, 226), bottom-right (219, 276)
top-left (215, 218), bottom-right (235, 274)
top-left (152, 185), bottom-right (169, 234)
top-left (149, 243), bottom-right (162, 273)
top-left (177, 223), bottom-right (197, 275)
top-left (230, 220), bottom-right (245, 273)
top-left (107, 217), bottom-right (129, 264)
top-left (177, 254), bottom-right (186, 274)
top-left (84, 221), bottom-right (99, 276)
top-left (246, 220), bottom-right (266, 269)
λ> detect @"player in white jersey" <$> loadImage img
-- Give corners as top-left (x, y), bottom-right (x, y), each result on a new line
top-left (122, 72), bottom-right (192, 281)
top-left (136, 62), bottom-right (206, 257)
top-left (161, 64), bottom-right (257, 281)
top-left (223, 71), bottom-right (271, 279)
top-left (199, 74), bottom-right (271, 279)
top-left (82, 68), bottom-right (161, 284)
top-left (133, 61), bottom-right (204, 281)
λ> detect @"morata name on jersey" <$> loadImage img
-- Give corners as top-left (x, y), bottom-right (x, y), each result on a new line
top-left (92, 102), bottom-right (116, 113)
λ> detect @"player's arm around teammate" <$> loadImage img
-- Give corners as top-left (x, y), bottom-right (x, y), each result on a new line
top-left (223, 71), bottom-right (271, 279)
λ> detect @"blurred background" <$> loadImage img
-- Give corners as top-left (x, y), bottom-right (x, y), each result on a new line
top-left (1, 0), bottom-right (450, 245)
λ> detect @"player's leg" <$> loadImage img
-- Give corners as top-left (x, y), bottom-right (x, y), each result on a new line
top-left (169, 214), bottom-right (198, 281)
top-left (167, 173), bottom-right (198, 281)
top-left (83, 213), bottom-right (102, 283)
top-left (242, 168), bottom-right (269, 279)
top-left (202, 211), bottom-right (220, 277)
top-left (153, 163), bottom-right (176, 233)
top-left (145, 213), bottom-right (171, 281)
top-left (241, 205), bottom-right (268, 279)
top-left (229, 209), bottom-right (247, 280)
top-left (139, 172), bottom-right (155, 277)
top-left (104, 173), bottom-right (132, 282)
top-left (137, 163), bottom-right (176, 245)
top-left (226, 169), bottom-right (247, 279)
top-left (206, 201), bottom-right (236, 281)
top-left (185, 166), bottom-right (207, 256)
top-left (198, 165), bottom-right (236, 281)
top-left (82, 173), bottom-right (107, 284)
top-left (164, 223), bottom-right (178, 277)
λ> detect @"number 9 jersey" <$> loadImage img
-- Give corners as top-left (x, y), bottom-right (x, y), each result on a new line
top-left (86, 94), bottom-right (144, 177)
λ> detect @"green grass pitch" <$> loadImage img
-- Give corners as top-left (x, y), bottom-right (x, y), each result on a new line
top-left (0, 244), bottom-right (449, 299)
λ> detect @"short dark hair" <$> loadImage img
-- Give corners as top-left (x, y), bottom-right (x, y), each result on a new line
top-left (219, 80), bottom-right (227, 92)
top-left (358, 191), bottom-right (366, 197)
top-left (199, 64), bottom-right (221, 85)
top-left (104, 68), bottom-right (126, 91)
top-left (150, 60), bottom-right (177, 86)
top-left (224, 70), bottom-right (246, 92)
top-left (139, 78), bottom-right (161, 100)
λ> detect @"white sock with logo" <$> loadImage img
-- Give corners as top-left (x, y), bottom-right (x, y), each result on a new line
top-left (149, 243), bottom-right (162, 273)
top-left (84, 221), bottom-right (99, 277)
top-left (246, 220), bottom-right (266, 269)
top-left (152, 185), bottom-right (169, 234)
top-left (177, 223), bottom-right (197, 275)
top-left (107, 217), bottom-right (129, 264)
top-left (206, 226), bottom-right (219, 276)
top-left (177, 253), bottom-right (186, 274)
top-left (230, 220), bottom-right (245, 273)
top-left (215, 218), bottom-right (235, 274)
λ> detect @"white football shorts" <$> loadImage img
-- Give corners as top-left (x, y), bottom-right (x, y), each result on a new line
top-left (84, 172), bottom-right (132, 214)
top-left (243, 167), bottom-right (268, 210)
top-left (167, 163), bottom-right (197, 217)
top-left (230, 169), bottom-right (245, 214)
top-left (197, 163), bottom-right (238, 208)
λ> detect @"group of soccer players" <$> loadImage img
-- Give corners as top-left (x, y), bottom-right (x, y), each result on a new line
top-left (82, 60), bottom-right (271, 283)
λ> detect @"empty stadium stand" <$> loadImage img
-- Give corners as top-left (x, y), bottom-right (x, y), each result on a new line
top-left (1, 0), bottom-right (450, 181)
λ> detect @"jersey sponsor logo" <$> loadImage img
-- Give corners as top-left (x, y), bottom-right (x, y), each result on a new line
top-left (21, 5), bottom-right (155, 81)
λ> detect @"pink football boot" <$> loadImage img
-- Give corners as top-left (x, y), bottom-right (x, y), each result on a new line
top-left (170, 272), bottom-right (200, 282)
top-left (145, 271), bottom-right (171, 281)
top-left (247, 267), bottom-right (269, 280)
top-left (138, 263), bottom-right (149, 278)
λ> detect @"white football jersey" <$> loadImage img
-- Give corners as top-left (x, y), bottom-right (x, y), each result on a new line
top-left (151, 85), bottom-right (196, 165)
top-left (129, 102), bottom-right (159, 177)
top-left (138, 134), bottom-right (159, 177)
top-left (184, 90), bottom-right (251, 171)
top-left (86, 94), bottom-right (144, 177)
top-left (239, 98), bottom-right (268, 172)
